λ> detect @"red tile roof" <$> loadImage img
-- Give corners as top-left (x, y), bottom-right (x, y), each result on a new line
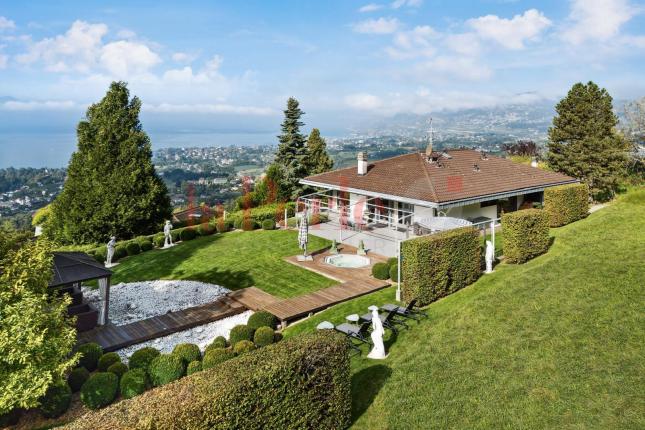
top-left (301, 149), bottom-right (577, 204)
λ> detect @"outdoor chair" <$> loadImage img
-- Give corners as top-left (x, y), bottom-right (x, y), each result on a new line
top-left (381, 299), bottom-right (427, 321)
top-left (360, 309), bottom-right (408, 334)
top-left (334, 321), bottom-right (372, 354)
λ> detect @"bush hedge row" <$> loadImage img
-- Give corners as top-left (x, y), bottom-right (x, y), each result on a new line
top-left (502, 209), bottom-right (550, 264)
top-left (63, 332), bottom-right (351, 430)
top-left (401, 227), bottom-right (481, 306)
top-left (543, 183), bottom-right (589, 227)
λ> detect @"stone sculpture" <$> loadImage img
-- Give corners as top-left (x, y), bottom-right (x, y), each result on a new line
top-left (163, 220), bottom-right (174, 248)
top-left (105, 236), bottom-right (116, 267)
top-left (485, 240), bottom-right (494, 274)
top-left (367, 305), bottom-right (386, 359)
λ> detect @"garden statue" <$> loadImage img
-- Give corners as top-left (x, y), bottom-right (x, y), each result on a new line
top-left (357, 240), bottom-right (367, 256)
top-left (105, 236), bottom-right (116, 267)
top-left (329, 239), bottom-right (339, 254)
top-left (485, 240), bottom-right (494, 274)
top-left (367, 305), bottom-right (386, 359)
top-left (163, 220), bottom-right (174, 248)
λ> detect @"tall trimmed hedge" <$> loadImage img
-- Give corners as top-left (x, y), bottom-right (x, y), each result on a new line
top-left (63, 332), bottom-right (351, 430)
top-left (401, 227), bottom-right (481, 306)
top-left (502, 209), bottom-right (550, 263)
top-left (543, 183), bottom-right (589, 227)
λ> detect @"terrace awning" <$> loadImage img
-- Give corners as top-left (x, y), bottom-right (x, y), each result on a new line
top-left (416, 217), bottom-right (473, 232)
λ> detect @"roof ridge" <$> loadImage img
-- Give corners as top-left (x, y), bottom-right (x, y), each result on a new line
top-left (305, 151), bottom-right (420, 179)
top-left (416, 153), bottom-right (439, 202)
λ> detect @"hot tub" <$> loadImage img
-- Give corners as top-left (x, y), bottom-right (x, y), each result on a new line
top-left (325, 254), bottom-right (370, 268)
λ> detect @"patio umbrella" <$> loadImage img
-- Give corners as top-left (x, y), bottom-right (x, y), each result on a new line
top-left (298, 210), bottom-right (309, 257)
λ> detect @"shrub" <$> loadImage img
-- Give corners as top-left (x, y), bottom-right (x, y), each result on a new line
top-left (402, 227), bottom-right (481, 306)
top-left (262, 219), bottom-right (276, 230)
top-left (107, 362), bottom-right (129, 379)
top-left (97, 352), bottom-right (121, 372)
top-left (187, 360), bottom-right (203, 375)
top-left (80, 372), bottom-right (118, 410)
top-left (202, 348), bottom-right (235, 370)
top-left (180, 227), bottom-right (197, 241)
top-left (389, 264), bottom-right (399, 283)
top-left (153, 234), bottom-right (165, 248)
top-left (210, 336), bottom-right (227, 349)
top-left (234, 340), bottom-right (255, 355)
top-left (67, 367), bottom-right (90, 392)
top-left (139, 240), bottom-right (153, 252)
top-left (229, 324), bottom-right (254, 345)
top-left (170, 228), bottom-right (182, 243)
top-left (247, 311), bottom-right (278, 330)
top-left (172, 343), bottom-right (201, 364)
top-left (39, 381), bottom-right (72, 418)
top-left (119, 369), bottom-right (149, 399)
top-left (77, 342), bottom-right (103, 372)
top-left (66, 332), bottom-right (351, 430)
top-left (196, 223), bottom-right (215, 236)
top-left (149, 354), bottom-right (186, 387)
top-left (128, 347), bottom-right (160, 372)
top-left (253, 326), bottom-right (275, 347)
top-left (114, 244), bottom-right (128, 260)
top-left (93, 247), bottom-right (107, 263)
top-left (241, 218), bottom-right (258, 231)
top-left (502, 209), bottom-right (550, 264)
top-left (386, 257), bottom-right (398, 268)
top-left (215, 219), bottom-right (230, 233)
top-left (372, 262), bottom-right (390, 280)
top-left (543, 183), bottom-right (589, 227)
top-left (125, 241), bottom-right (141, 256)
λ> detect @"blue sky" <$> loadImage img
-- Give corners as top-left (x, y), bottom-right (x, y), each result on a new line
top-left (0, 0), bottom-right (644, 166)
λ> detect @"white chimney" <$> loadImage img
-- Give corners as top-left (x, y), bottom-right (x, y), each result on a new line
top-left (357, 152), bottom-right (368, 175)
top-left (530, 158), bottom-right (538, 168)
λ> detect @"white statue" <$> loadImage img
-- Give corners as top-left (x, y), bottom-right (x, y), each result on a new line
top-left (105, 236), bottom-right (116, 267)
top-left (367, 306), bottom-right (386, 359)
top-left (163, 220), bottom-right (174, 248)
top-left (485, 240), bottom-right (494, 274)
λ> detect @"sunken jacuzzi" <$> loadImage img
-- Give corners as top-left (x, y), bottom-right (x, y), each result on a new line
top-left (324, 254), bottom-right (370, 268)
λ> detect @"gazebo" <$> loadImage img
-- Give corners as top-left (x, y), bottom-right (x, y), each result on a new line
top-left (49, 252), bottom-right (113, 330)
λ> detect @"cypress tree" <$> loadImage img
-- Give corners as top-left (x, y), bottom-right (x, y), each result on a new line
top-left (306, 128), bottom-right (334, 175)
top-left (48, 82), bottom-right (171, 244)
top-left (547, 81), bottom-right (630, 201)
top-left (274, 98), bottom-right (308, 199)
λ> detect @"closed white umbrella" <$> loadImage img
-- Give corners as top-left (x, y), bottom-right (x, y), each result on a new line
top-left (298, 209), bottom-right (309, 258)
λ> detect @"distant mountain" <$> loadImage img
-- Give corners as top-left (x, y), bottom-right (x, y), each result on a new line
top-left (0, 96), bottom-right (18, 103)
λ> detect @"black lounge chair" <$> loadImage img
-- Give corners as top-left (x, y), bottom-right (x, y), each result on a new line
top-left (335, 321), bottom-right (372, 354)
top-left (381, 299), bottom-right (427, 321)
top-left (360, 309), bottom-right (408, 334)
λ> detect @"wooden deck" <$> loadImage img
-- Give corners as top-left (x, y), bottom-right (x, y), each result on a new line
top-left (227, 286), bottom-right (280, 310)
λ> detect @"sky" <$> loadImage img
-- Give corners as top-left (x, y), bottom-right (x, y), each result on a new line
top-left (0, 0), bottom-right (644, 167)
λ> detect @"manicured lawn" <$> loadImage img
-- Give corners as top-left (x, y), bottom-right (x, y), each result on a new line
top-left (285, 188), bottom-right (645, 429)
top-left (110, 230), bottom-right (335, 298)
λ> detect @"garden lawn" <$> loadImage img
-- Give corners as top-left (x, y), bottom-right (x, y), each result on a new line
top-left (110, 230), bottom-right (335, 298)
top-left (285, 188), bottom-right (645, 429)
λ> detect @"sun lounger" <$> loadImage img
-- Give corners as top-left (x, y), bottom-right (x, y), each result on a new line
top-left (334, 321), bottom-right (372, 354)
top-left (381, 299), bottom-right (427, 321)
top-left (360, 309), bottom-right (408, 334)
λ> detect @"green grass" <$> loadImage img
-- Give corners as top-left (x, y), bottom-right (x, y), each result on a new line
top-left (285, 188), bottom-right (645, 429)
top-left (110, 230), bottom-right (335, 298)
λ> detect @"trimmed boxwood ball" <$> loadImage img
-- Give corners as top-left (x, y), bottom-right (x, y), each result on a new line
top-left (67, 367), bottom-right (90, 392)
top-left (202, 348), bottom-right (235, 370)
top-left (153, 234), bottom-right (165, 248)
top-left (172, 343), bottom-right (201, 364)
top-left (139, 239), bottom-right (153, 252)
top-left (107, 362), bottom-right (129, 379)
top-left (211, 336), bottom-right (227, 349)
top-left (386, 257), bottom-right (398, 268)
top-left (372, 262), bottom-right (390, 280)
top-left (119, 369), bottom-right (149, 399)
top-left (247, 311), bottom-right (277, 330)
top-left (149, 354), bottom-right (186, 386)
top-left (389, 264), bottom-right (399, 283)
top-left (261, 219), bottom-right (276, 230)
top-left (114, 244), bottom-right (128, 260)
top-left (229, 324), bottom-right (254, 345)
top-left (186, 360), bottom-right (202, 375)
top-left (80, 372), bottom-right (118, 410)
top-left (39, 381), bottom-right (72, 418)
top-left (180, 227), bottom-right (197, 241)
top-left (98, 352), bottom-right (121, 371)
top-left (128, 346), bottom-right (160, 371)
top-left (77, 342), bottom-right (103, 371)
top-left (125, 241), bottom-right (141, 256)
top-left (234, 340), bottom-right (255, 355)
top-left (253, 326), bottom-right (275, 347)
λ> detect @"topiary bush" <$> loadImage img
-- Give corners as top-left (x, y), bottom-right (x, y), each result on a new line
top-left (153, 234), bottom-right (165, 248)
top-left (180, 227), bottom-right (197, 241)
top-left (371, 262), bottom-right (390, 280)
top-left (502, 209), bottom-right (550, 264)
top-left (68, 367), bottom-right (90, 392)
top-left (386, 257), bottom-right (398, 268)
top-left (139, 239), bottom-right (153, 252)
top-left (543, 183), bottom-right (589, 227)
top-left (253, 326), bottom-right (275, 347)
top-left (66, 332), bottom-right (351, 430)
top-left (234, 340), bottom-right (255, 355)
top-left (247, 311), bottom-right (278, 330)
top-left (114, 244), bottom-right (128, 260)
top-left (210, 336), bottom-right (227, 349)
top-left (119, 368), bottom-right (149, 399)
top-left (149, 354), bottom-right (186, 387)
top-left (202, 348), bottom-right (235, 370)
top-left (77, 342), bottom-right (103, 372)
top-left (125, 241), bottom-right (141, 256)
top-left (97, 352), bottom-right (121, 372)
top-left (128, 346), bottom-right (160, 372)
top-left (401, 227), bottom-right (481, 306)
top-left (39, 381), bottom-right (72, 418)
top-left (80, 372), bottom-right (118, 410)
top-left (261, 219), bottom-right (276, 230)
top-left (107, 362), bottom-right (129, 379)
top-left (187, 360), bottom-right (202, 375)
top-left (172, 343), bottom-right (201, 364)
top-left (389, 264), bottom-right (399, 283)
top-left (229, 324), bottom-right (254, 345)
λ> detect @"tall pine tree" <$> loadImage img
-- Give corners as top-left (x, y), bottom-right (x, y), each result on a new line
top-left (48, 82), bottom-right (171, 244)
top-left (547, 81), bottom-right (630, 201)
top-left (274, 97), bottom-right (309, 199)
top-left (306, 128), bottom-right (334, 175)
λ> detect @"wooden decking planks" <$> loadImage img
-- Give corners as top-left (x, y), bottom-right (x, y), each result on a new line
top-left (227, 286), bottom-right (280, 310)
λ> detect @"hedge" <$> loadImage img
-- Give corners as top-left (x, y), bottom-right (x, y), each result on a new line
top-left (97, 352), bottom-right (121, 372)
top-left (149, 354), bottom-right (186, 386)
top-left (119, 369), bottom-right (149, 399)
top-left (63, 331), bottom-right (351, 430)
top-left (114, 245), bottom-right (128, 260)
top-left (180, 227), bottom-right (197, 241)
top-left (247, 311), bottom-right (278, 330)
top-left (139, 239), bottom-right (153, 252)
top-left (543, 183), bottom-right (589, 227)
top-left (502, 209), bottom-right (550, 264)
top-left (67, 367), bottom-right (90, 392)
top-left (372, 262), bottom-right (390, 280)
top-left (153, 234), bottom-right (165, 248)
top-left (228, 202), bottom-right (296, 226)
top-left (80, 372), bottom-right (119, 410)
top-left (77, 343), bottom-right (103, 372)
top-left (39, 381), bottom-right (72, 418)
top-left (125, 241), bottom-right (141, 256)
top-left (401, 227), bottom-right (481, 306)
top-left (128, 347), bottom-right (160, 372)
top-left (196, 223), bottom-right (215, 236)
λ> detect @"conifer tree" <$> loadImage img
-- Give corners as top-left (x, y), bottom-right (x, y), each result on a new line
top-left (48, 82), bottom-right (171, 243)
top-left (306, 128), bottom-right (334, 175)
top-left (274, 98), bottom-right (309, 199)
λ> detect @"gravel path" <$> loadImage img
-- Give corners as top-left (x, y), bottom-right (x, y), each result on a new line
top-left (82, 280), bottom-right (230, 326)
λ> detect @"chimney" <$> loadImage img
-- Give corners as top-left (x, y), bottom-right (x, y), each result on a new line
top-left (530, 158), bottom-right (538, 168)
top-left (357, 152), bottom-right (368, 175)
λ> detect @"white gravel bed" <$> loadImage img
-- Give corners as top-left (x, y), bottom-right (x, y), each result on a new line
top-left (115, 310), bottom-right (253, 362)
top-left (82, 280), bottom-right (230, 326)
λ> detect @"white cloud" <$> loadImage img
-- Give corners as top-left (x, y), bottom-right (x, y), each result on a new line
top-left (171, 51), bottom-right (198, 63)
top-left (391, 0), bottom-right (422, 9)
top-left (352, 17), bottom-right (400, 34)
top-left (359, 3), bottom-right (383, 13)
top-left (100, 40), bottom-right (161, 78)
top-left (416, 56), bottom-right (493, 81)
top-left (0, 100), bottom-right (77, 111)
top-left (0, 16), bottom-right (15, 31)
top-left (385, 25), bottom-right (437, 59)
top-left (562, 0), bottom-right (637, 45)
top-left (467, 9), bottom-right (552, 49)
top-left (0, 53), bottom-right (7, 69)
top-left (344, 93), bottom-right (383, 110)
top-left (116, 29), bottom-right (136, 39)
top-left (145, 103), bottom-right (275, 115)
top-left (444, 33), bottom-right (481, 56)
